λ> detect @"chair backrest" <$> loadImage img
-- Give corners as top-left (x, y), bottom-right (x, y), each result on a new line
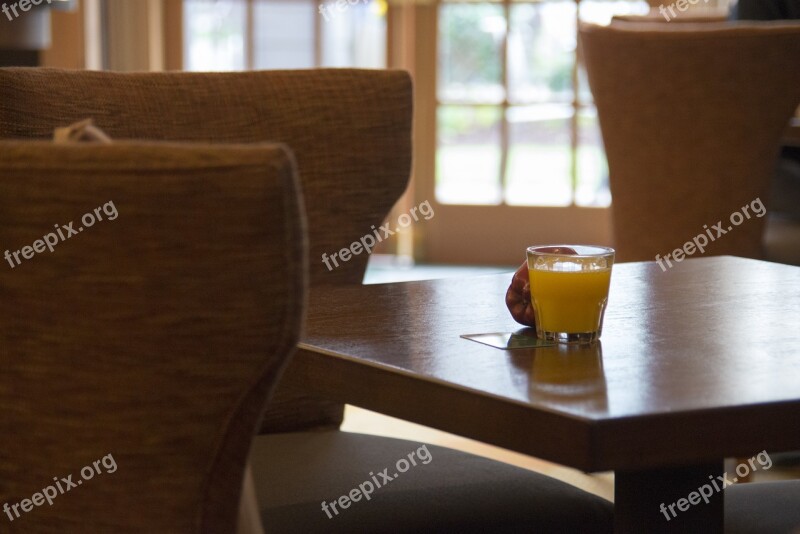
top-left (611, 13), bottom-right (728, 24)
top-left (0, 68), bottom-right (412, 289)
top-left (581, 22), bottom-right (800, 262)
top-left (0, 141), bottom-right (306, 532)
top-left (0, 67), bottom-right (413, 433)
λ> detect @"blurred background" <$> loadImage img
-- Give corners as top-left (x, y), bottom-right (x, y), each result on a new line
top-left (1, 0), bottom-right (736, 269)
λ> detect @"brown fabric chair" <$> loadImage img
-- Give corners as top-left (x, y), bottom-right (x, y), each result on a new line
top-left (581, 22), bottom-right (800, 263)
top-left (0, 141), bottom-right (306, 532)
top-left (0, 67), bottom-right (414, 433)
top-left (582, 22), bottom-right (800, 532)
top-left (0, 68), bottom-right (616, 532)
top-left (0, 68), bottom-right (409, 289)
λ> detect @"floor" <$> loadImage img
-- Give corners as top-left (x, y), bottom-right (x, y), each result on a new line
top-left (344, 255), bottom-right (798, 503)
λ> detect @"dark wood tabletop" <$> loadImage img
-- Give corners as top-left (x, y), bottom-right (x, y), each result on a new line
top-left (285, 256), bottom-right (800, 532)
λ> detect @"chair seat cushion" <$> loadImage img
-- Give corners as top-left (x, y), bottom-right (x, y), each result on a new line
top-left (726, 480), bottom-right (800, 534)
top-left (249, 431), bottom-right (613, 533)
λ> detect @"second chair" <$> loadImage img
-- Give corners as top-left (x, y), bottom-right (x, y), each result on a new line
top-left (581, 21), bottom-right (800, 264)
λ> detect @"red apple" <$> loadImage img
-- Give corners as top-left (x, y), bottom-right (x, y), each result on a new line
top-left (506, 261), bottom-right (536, 327)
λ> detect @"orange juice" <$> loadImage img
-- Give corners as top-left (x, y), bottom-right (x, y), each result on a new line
top-left (528, 268), bottom-right (611, 334)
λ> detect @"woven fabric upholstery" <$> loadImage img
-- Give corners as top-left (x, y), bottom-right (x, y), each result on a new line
top-left (581, 22), bottom-right (800, 262)
top-left (0, 67), bottom-right (413, 432)
top-left (0, 141), bottom-right (306, 533)
top-left (0, 68), bottom-right (411, 288)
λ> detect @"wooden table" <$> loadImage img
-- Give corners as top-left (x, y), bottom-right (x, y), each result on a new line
top-left (285, 256), bottom-right (800, 533)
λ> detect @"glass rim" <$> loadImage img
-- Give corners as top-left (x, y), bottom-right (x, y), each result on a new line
top-left (526, 244), bottom-right (615, 258)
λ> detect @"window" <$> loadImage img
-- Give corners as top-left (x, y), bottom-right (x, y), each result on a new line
top-left (183, 0), bottom-right (387, 71)
top-left (436, 0), bottom-right (649, 207)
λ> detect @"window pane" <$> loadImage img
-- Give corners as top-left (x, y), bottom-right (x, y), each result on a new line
top-left (435, 0), bottom-right (647, 208)
top-left (505, 104), bottom-right (572, 206)
top-left (575, 107), bottom-right (611, 207)
top-left (321, 0), bottom-right (387, 68)
top-left (437, 106), bottom-right (503, 205)
top-left (508, 2), bottom-right (576, 104)
top-left (439, 4), bottom-right (505, 104)
top-left (253, 0), bottom-right (315, 69)
top-left (184, 0), bottom-right (246, 71)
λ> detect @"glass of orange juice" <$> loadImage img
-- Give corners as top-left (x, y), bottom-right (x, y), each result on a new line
top-left (527, 245), bottom-right (614, 344)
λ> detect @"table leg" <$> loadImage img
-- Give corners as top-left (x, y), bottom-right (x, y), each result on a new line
top-left (614, 461), bottom-right (724, 533)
